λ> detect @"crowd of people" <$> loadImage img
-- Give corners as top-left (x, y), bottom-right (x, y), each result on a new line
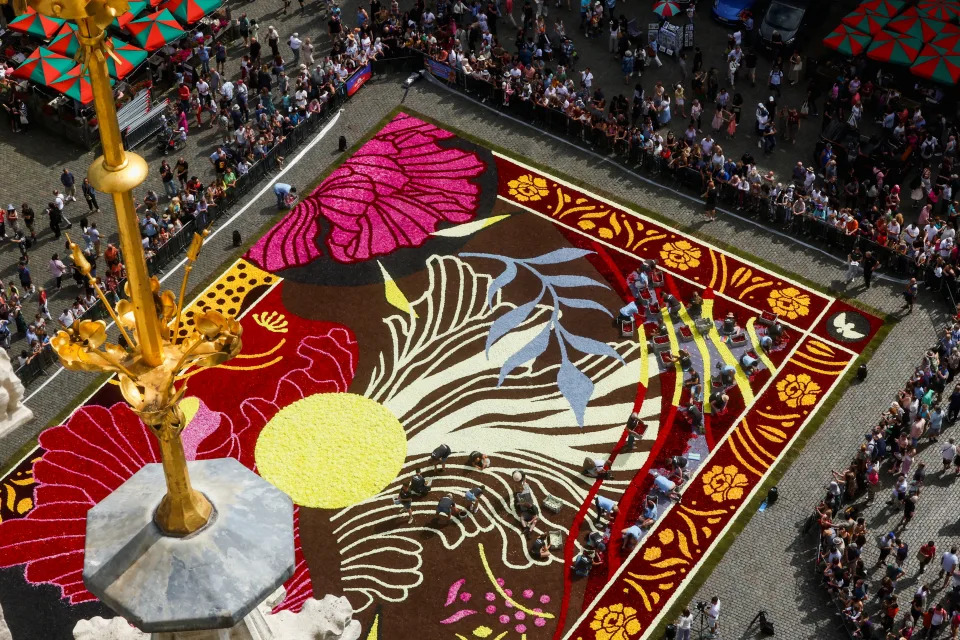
top-left (811, 316), bottom-right (960, 639)
top-left (383, 0), bottom-right (960, 300)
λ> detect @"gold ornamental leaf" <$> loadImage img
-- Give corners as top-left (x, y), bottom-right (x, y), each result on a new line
top-left (118, 374), bottom-right (144, 408)
top-left (77, 320), bottom-right (107, 349)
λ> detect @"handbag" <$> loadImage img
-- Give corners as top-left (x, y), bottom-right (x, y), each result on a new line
top-left (800, 100), bottom-right (809, 115)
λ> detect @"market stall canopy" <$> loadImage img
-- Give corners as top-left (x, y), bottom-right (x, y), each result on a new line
top-left (823, 23), bottom-right (873, 56)
top-left (11, 47), bottom-right (78, 85)
top-left (858, 0), bottom-right (906, 17)
top-left (106, 41), bottom-right (149, 79)
top-left (652, 0), bottom-right (681, 17)
top-left (841, 8), bottom-right (890, 34)
top-left (9, 7), bottom-right (66, 40)
top-left (911, 43), bottom-right (960, 83)
top-left (125, 9), bottom-right (186, 51)
top-left (887, 7), bottom-right (960, 40)
top-left (867, 29), bottom-right (924, 64)
top-left (47, 22), bottom-right (79, 57)
top-left (916, 0), bottom-right (960, 22)
top-left (160, 0), bottom-right (223, 24)
top-left (49, 65), bottom-right (116, 105)
top-left (112, 0), bottom-right (152, 30)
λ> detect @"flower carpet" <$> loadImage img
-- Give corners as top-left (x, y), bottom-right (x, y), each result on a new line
top-left (0, 113), bottom-right (883, 640)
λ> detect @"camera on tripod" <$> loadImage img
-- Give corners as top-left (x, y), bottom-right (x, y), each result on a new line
top-left (695, 601), bottom-right (708, 612)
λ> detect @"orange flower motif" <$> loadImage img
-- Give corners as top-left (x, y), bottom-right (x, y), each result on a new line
top-left (659, 240), bottom-right (702, 271)
top-left (776, 373), bottom-right (822, 408)
top-left (589, 603), bottom-right (643, 640)
top-left (767, 287), bottom-right (811, 320)
top-left (702, 464), bottom-right (749, 503)
top-left (507, 174), bottom-right (550, 202)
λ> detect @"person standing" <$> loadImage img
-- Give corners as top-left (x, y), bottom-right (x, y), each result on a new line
top-left (789, 50), bottom-right (803, 85)
top-left (675, 609), bottom-right (694, 640)
top-left (50, 253), bottom-right (67, 291)
top-left (21, 203), bottom-right (35, 241)
top-left (904, 278), bottom-right (919, 313)
top-left (60, 169), bottom-right (77, 201)
top-left (706, 597), bottom-right (721, 634)
top-left (919, 541), bottom-right (937, 573)
top-left (862, 251), bottom-right (878, 289)
top-left (624, 411), bottom-right (644, 450)
top-left (702, 180), bottom-right (718, 222)
top-left (81, 178), bottom-right (100, 213)
top-left (47, 203), bottom-right (63, 239)
top-left (288, 32), bottom-right (302, 66)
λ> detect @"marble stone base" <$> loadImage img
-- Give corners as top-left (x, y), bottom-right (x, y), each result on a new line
top-left (0, 406), bottom-right (33, 441)
top-left (83, 458), bottom-right (294, 633)
top-left (74, 588), bottom-right (363, 640)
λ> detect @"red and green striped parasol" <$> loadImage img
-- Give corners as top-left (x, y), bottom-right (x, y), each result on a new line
top-left (125, 9), bottom-right (186, 51)
top-left (888, 9), bottom-right (960, 41)
top-left (112, 1), bottom-right (151, 29)
top-left (858, 0), bottom-right (906, 17)
top-left (11, 47), bottom-right (78, 85)
top-left (867, 29), bottom-right (924, 64)
top-left (917, 0), bottom-right (960, 22)
top-left (929, 31), bottom-right (960, 52)
top-left (49, 65), bottom-right (116, 104)
top-left (911, 43), bottom-right (960, 83)
top-left (841, 8), bottom-right (890, 34)
top-left (8, 7), bottom-right (66, 40)
top-left (823, 24), bottom-right (873, 56)
top-left (652, 0), bottom-right (681, 16)
top-left (160, 0), bottom-right (223, 24)
top-left (106, 40), bottom-right (149, 79)
top-left (47, 22), bottom-right (79, 57)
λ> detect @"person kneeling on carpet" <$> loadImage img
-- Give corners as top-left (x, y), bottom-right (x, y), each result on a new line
top-left (273, 182), bottom-right (297, 209)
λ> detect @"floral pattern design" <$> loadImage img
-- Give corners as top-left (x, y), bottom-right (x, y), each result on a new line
top-left (246, 113), bottom-right (486, 271)
top-left (659, 240), bottom-right (702, 272)
top-left (590, 603), bottom-right (643, 640)
top-left (701, 464), bottom-right (750, 503)
top-left (776, 372), bottom-right (822, 408)
top-left (767, 287), bottom-right (812, 320)
top-left (507, 174), bottom-right (549, 202)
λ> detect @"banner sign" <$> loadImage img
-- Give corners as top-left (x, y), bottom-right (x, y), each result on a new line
top-left (346, 64), bottom-right (372, 96)
top-left (425, 58), bottom-right (456, 82)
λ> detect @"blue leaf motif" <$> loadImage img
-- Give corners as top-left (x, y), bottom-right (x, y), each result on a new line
top-left (557, 296), bottom-right (614, 317)
top-left (559, 327), bottom-right (626, 365)
top-left (486, 260), bottom-right (517, 307)
top-left (485, 288), bottom-right (545, 356)
top-left (541, 275), bottom-right (609, 289)
top-left (522, 248), bottom-right (595, 265)
top-left (497, 323), bottom-right (552, 386)
top-left (557, 357), bottom-right (594, 427)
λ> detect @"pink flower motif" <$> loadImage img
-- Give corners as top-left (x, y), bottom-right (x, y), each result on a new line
top-left (499, 615), bottom-right (510, 624)
top-left (535, 618), bottom-right (547, 627)
top-left (523, 589), bottom-right (534, 599)
top-left (485, 592), bottom-right (496, 601)
top-left (459, 592), bottom-right (472, 602)
top-left (540, 594), bottom-right (551, 604)
top-left (515, 624), bottom-right (527, 633)
top-left (246, 113), bottom-right (486, 271)
top-left (486, 605), bottom-right (497, 615)
top-left (496, 578), bottom-right (505, 586)
top-left (515, 611), bottom-right (526, 620)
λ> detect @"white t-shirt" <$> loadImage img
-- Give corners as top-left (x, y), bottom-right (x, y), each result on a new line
top-left (678, 614), bottom-right (694, 630)
top-left (707, 602), bottom-right (720, 621)
top-left (943, 552), bottom-right (958, 572)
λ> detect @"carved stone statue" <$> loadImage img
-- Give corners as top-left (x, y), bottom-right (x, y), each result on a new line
top-left (0, 349), bottom-right (33, 441)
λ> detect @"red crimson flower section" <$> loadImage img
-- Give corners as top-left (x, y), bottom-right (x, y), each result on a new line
top-left (0, 283), bottom-right (358, 611)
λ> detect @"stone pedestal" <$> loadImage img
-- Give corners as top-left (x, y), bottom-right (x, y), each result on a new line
top-left (83, 458), bottom-right (295, 633)
top-left (0, 349), bottom-right (33, 440)
top-left (74, 588), bottom-right (363, 640)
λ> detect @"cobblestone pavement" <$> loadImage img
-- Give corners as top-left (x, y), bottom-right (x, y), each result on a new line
top-left (0, 1), bottom-right (947, 637)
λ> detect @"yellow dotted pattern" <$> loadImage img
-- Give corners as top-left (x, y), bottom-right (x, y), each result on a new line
top-left (178, 259), bottom-right (277, 339)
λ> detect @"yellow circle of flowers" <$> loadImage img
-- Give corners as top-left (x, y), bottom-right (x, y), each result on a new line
top-left (659, 240), bottom-right (702, 271)
top-left (507, 174), bottom-right (549, 202)
top-left (767, 287), bottom-right (811, 320)
top-left (255, 393), bottom-right (407, 509)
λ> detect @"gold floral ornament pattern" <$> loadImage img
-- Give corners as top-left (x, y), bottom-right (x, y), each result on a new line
top-left (776, 373), bottom-right (822, 408)
top-left (702, 464), bottom-right (749, 503)
top-left (507, 174), bottom-right (550, 202)
top-left (659, 240), bottom-right (702, 271)
top-left (767, 287), bottom-right (811, 320)
top-left (253, 311), bottom-right (289, 333)
top-left (590, 603), bottom-right (643, 640)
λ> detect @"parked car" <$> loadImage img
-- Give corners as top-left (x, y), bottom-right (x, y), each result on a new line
top-left (758, 0), bottom-right (817, 52)
top-left (712, 0), bottom-right (756, 25)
